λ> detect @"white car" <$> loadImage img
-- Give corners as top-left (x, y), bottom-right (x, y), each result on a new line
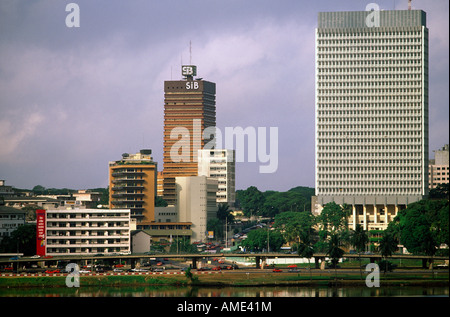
top-left (30, 255), bottom-right (41, 259)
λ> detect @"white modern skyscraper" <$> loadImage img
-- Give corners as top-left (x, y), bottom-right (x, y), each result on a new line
top-left (314, 9), bottom-right (429, 230)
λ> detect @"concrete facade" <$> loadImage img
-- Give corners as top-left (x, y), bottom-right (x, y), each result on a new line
top-left (314, 10), bottom-right (429, 230)
top-left (45, 208), bottom-right (131, 256)
top-left (109, 150), bottom-right (157, 223)
top-left (198, 149), bottom-right (236, 205)
top-left (176, 176), bottom-right (218, 242)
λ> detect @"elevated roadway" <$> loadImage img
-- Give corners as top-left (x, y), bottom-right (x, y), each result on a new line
top-left (1, 252), bottom-right (447, 270)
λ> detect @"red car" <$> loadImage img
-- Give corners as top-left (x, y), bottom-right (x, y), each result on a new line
top-left (45, 269), bottom-right (61, 274)
top-left (287, 265), bottom-right (297, 268)
top-left (212, 266), bottom-right (221, 271)
top-left (272, 268), bottom-right (282, 273)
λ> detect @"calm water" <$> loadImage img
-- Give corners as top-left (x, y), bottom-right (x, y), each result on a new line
top-left (0, 285), bottom-right (448, 297)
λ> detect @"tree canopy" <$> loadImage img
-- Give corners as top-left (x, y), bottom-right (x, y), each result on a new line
top-left (240, 228), bottom-right (285, 252)
top-left (274, 211), bottom-right (315, 245)
top-left (236, 186), bottom-right (314, 218)
top-left (388, 199), bottom-right (449, 255)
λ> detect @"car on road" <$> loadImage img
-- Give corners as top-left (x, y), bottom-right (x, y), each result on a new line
top-left (212, 266), bottom-right (221, 271)
top-left (272, 268), bottom-right (282, 273)
top-left (45, 269), bottom-right (61, 274)
top-left (288, 268), bottom-right (301, 273)
top-left (30, 255), bottom-right (41, 259)
top-left (287, 264), bottom-right (298, 268)
top-left (79, 270), bottom-right (91, 274)
top-left (152, 267), bottom-right (164, 272)
top-left (130, 268), bottom-right (149, 272)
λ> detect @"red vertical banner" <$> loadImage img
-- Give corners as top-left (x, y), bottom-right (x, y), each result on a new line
top-left (36, 210), bottom-right (46, 256)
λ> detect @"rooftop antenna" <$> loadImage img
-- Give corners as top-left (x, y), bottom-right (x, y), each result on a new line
top-left (189, 40), bottom-right (192, 65)
top-left (408, 0), bottom-right (411, 10)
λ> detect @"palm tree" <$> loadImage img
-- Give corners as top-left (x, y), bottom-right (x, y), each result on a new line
top-left (327, 233), bottom-right (344, 280)
top-left (298, 231), bottom-right (314, 281)
top-left (378, 231), bottom-right (398, 274)
top-left (350, 224), bottom-right (369, 279)
top-left (217, 203), bottom-right (233, 223)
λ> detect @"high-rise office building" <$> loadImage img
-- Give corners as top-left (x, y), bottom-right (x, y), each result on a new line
top-left (314, 9), bottom-right (429, 230)
top-left (198, 149), bottom-right (236, 205)
top-left (163, 65), bottom-right (216, 205)
top-left (109, 149), bottom-right (157, 223)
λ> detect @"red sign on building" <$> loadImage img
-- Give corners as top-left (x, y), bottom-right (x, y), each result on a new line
top-left (36, 209), bottom-right (46, 256)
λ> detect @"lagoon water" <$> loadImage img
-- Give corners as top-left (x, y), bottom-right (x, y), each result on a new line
top-left (0, 285), bottom-right (448, 297)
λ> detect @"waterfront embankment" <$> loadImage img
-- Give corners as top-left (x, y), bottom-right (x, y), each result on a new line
top-left (0, 270), bottom-right (448, 288)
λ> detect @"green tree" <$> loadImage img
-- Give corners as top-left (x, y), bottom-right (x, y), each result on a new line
top-left (207, 218), bottom-right (223, 240)
top-left (350, 224), bottom-right (369, 279)
top-left (274, 211), bottom-right (316, 246)
top-left (155, 196), bottom-right (168, 207)
top-left (170, 237), bottom-right (198, 254)
top-left (0, 224), bottom-right (36, 255)
top-left (297, 230), bottom-right (315, 281)
top-left (237, 186), bottom-right (265, 219)
top-left (315, 202), bottom-right (351, 252)
top-left (429, 183), bottom-right (449, 199)
top-left (184, 266), bottom-right (198, 284)
top-left (217, 203), bottom-right (234, 223)
top-left (327, 233), bottom-right (344, 280)
top-left (377, 231), bottom-right (398, 273)
top-left (241, 228), bottom-right (285, 252)
top-left (32, 185), bottom-right (46, 195)
top-left (391, 199), bottom-right (447, 255)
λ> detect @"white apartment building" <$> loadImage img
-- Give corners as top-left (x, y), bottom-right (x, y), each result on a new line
top-left (176, 176), bottom-right (218, 242)
top-left (315, 9), bottom-right (429, 230)
top-left (198, 149), bottom-right (236, 205)
top-left (45, 208), bottom-right (131, 255)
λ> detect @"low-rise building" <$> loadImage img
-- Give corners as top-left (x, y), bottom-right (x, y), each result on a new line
top-left (429, 144), bottom-right (449, 189)
top-left (0, 205), bottom-right (26, 242)
top-left (43, 208), bottom-right (131, 256)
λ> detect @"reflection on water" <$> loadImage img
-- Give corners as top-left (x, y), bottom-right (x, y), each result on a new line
top-left (0, 285), bottom-right (448, 297)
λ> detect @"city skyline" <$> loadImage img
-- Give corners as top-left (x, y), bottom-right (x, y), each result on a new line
top-left (0, 0), bottom-right (448, 192)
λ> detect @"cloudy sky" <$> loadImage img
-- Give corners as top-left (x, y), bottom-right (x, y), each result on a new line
top-left (0, 0), bottom-right (448, 192)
